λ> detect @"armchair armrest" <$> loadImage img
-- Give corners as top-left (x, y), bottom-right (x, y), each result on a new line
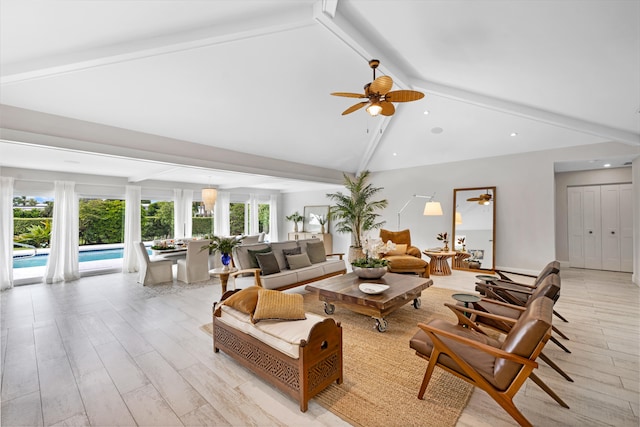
top-left (407, 246), bottom-right (421, 258)
top-left (417, 322), bottom-right (538, 368)
top-left (230, 268), bottom-right (263, 287)
top-left (444, 302), bottom-right (519, 326)
top-left (327, 253), bottom-right (344, 260)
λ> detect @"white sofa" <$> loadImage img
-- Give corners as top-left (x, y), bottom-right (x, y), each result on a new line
top-left (231, 239), bottom-right (346, 291)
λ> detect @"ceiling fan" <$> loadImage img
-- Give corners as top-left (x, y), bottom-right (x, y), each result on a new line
top-left (467, 191), bottom-right (493, 205)
top-left (331, 59), bottom-right (424, 116)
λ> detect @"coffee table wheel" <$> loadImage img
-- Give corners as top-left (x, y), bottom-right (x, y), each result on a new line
top-left (375, 317), bottom-right (388, 333)
top-left (413, 298), bottom-right (421, 309)
top-left (324, 302), bottom-right (335, 315)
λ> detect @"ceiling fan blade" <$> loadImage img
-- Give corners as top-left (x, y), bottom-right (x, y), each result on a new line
top-left (380, 101), bottom-right (395, 116)
top-left (385, 90), bottom-right (425, 102)
top-left (331, 92), bottom-right (367, 98)
top-left (370, 75), bottom-right (393, 94)
top-left (467, 197), bottom-right (481, 201)
top-left (342, 102), bottom-right (368, 115)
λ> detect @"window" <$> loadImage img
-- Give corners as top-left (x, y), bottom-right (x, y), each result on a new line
top-left (142, 200), bottom-right (174, 240)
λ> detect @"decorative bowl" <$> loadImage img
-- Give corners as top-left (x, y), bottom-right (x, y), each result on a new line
top-left (358, 283), bottom-right (390, 295)
top-left (352, 266), bottom-right (387, 279)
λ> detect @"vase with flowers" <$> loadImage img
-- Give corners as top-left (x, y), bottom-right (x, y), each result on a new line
top-left (457, 236), bottom-right (466, 252)
top-left (350, 238), bottom-right (393, 279)
top-left (437, 232), bottom-right (449, 252)
top-left (202, 235), bottom-right (245, 270)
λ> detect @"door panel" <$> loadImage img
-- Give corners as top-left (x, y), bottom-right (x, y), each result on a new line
top-left (601, 185), bottom-right (620, 271)
top-left (582, 186), bottom-right (602, 270)
top-left (568, 187), bottom-right (584, 268)
top-left (619, 184), bottom-right (634, 272)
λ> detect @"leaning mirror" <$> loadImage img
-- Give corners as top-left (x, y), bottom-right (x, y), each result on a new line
top-left (303, 205), bottom-right (330, 233)
top-left (452, 187), bottom-right (496, 272)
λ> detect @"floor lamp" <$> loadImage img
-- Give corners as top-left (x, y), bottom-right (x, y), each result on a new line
top-left (397, 194), bottom-right (443, 229)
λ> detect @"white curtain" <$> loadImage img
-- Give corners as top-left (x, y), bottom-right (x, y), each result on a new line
top-left (173, 189), bottom-right (193, 239)
top-left (249, 193), bottom-right (259, 235)
top-left (123, 185), bottom-right (141, 273)
top-left (44, 181), bottom-right (80, 284)
top-left (1, 176), bottom-right (14, 290)
top-left (269, 194), bottom-right (279, 242)
top-left (214, 191), bottom-right (230, 237)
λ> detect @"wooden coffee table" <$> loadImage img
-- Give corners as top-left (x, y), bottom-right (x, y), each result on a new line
top-left (305, 272), bottom-right (433, 332)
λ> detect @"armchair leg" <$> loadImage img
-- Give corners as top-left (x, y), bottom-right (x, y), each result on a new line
top-left (553, 309), bottom-right (569, 323)
top-left (550, 336), bottom-right (572, 353)
top-left (417, 354), bottom-right (439, 399)
top-left (529, 373), bottom-right (570, 409)
top-left (539, 352), bottom-right (574, 382)
top-left (552, 325), bottom-right (570, 340)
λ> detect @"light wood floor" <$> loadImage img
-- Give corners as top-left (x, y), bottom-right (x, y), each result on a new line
top-left (1, 267), bottom-right (638, 426)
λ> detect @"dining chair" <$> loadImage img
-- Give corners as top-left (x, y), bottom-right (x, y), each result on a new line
top-left (134, 241), bottom-right (173, 285)
top-left (177, 240), bottom-right (211, 284)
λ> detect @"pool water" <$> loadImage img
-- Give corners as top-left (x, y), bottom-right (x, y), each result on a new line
top-left (12, 247), bottom-right (149, 268)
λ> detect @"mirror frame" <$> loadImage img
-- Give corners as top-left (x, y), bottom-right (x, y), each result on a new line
top-left (452, 186), bottom-right (496, 273)
top-left (303, 205), bottom-right (330, 233)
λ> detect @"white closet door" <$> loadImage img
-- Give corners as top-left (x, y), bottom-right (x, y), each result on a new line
top-left (601, 185), bottom-right (620, 271)
top-left (583, 186), bottom-right (602, 270)
top-left (568, 187), bottom-right (585, 268)
top-left (619, 183), bottom-right (634, 272)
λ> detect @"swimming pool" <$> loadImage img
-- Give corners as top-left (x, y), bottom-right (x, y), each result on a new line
top-left (12, 247), bottom-right (150, 268)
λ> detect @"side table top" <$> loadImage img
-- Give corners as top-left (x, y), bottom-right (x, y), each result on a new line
top-left (422, 250), bottom-right (456, 256)
top-left (209, 267), bottom-right (238, 275)
top-left (451, 293), bottom-right (481, 303)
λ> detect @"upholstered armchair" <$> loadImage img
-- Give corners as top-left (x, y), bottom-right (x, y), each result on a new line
top-left (379, 229), bottom-right (428, 277)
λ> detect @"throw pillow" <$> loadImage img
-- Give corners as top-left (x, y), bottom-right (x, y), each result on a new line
top-left (385, 243), bottom-right (408, 256)
top-left (306, 240), bottom-right (326, 264)
top-left (222, 286), bottom-right (261, 314)
top-left (282, 246), bottom-right (302, 269)
top-left (255, 251), bottom-right (280, 276)
top-left (286, 253), bottom-right (312, 270)
top-left (251, 289), bottom-right (306, 323)
top-left (247, 247), bottom-right (272, 268)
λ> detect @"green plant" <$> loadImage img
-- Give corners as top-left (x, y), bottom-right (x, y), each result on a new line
top-left (351, 257), bottom-right (389, 268)
top-left (285, 211), bottom-right (304, 224)
top-left (326, 170), bottom-right (388, 248)
top-left (203, 235), bottom-right (244, 254)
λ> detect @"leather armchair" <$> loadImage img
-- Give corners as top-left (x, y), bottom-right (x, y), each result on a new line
top-left (379, 229), bottom-right (428, 277)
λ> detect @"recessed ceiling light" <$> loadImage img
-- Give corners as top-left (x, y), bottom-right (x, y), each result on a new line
top-left (423, 110), bottom-right (430, 115)
top-left (431, 127), bottom-right (443, 134)
top-left (603, 163), bottom-right (611, 168)
top-left (393, 152), bottom-right (397, 156)
top-left (510, 132), bottom-right (518, 137)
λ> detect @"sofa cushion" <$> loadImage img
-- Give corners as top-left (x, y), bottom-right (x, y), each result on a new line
top-left (233, 243), bottom-right (270, 269)
top-left (385, 243), bottom-right (407, 256)
top-left (252, 289), bottom-right (306, 323)
top-left (247, 246), bottom-right (273, 268)
top-left (306, 240), bottom-right (327, 263)
top-left (256, 252), bottom-right (280, 276)
top-left (270, 241), bottom-right (300, 270)
top-left (223, 286), bottom-right (260, 314)
top-left (384, 255), bottom-right (427, 269)
top-left (287, 253), bottom-right (312, 270)
top-left (282, 246), bottom-right (302, 269)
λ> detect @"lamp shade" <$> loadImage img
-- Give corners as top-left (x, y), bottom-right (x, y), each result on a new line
top-left (423, 201), bottom-right (443, 216)
top-left (455, 211), bottom-right (463, 224)
top-left (202, 188), bottom-right (217, 213)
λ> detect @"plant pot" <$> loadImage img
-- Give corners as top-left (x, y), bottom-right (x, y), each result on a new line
top-left (352, 266), bottom-right (387, 279)
top-left (348, 246), bottom-right (365, 263)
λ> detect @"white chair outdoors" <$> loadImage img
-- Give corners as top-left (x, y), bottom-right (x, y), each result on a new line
top-left (135, 241), bottom-right (173, 285)
top-left (177, 240), bottom-right (211, 284)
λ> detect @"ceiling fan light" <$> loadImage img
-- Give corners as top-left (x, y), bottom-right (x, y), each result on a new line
top-left (366, 102), bottom-right (383, 116)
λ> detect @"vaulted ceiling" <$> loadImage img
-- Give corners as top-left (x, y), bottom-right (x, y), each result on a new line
top-left (1, 0), bottom-right (639, 191)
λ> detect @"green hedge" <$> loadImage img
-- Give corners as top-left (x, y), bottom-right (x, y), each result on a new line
top-left (193, 217), bottom-right (214, 236)
top-left (14, 218), bottom-right (50, 235)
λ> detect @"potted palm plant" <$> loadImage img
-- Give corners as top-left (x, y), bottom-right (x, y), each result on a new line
top-left (326, 170), bottom-right (388, 262)
top-left (202, 235), bottom-right (245, 270)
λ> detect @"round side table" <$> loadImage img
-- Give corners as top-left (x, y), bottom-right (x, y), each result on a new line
top-left (209, 267), bottom-right (238, 293)
top-left (451, 293), bottom-right (481, 318)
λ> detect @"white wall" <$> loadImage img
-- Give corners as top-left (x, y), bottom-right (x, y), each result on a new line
top-left (281, 141), bottom-right (638, 276)
top-left (634, 156), bottom-right (639, 286)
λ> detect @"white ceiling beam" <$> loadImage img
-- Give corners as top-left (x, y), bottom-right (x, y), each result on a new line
top-left (1, 7), bottom-right (313, 85)
top-left (417, 78), bottom-right (640, 146)
top-left (316, 0), bottom-right (639, 148)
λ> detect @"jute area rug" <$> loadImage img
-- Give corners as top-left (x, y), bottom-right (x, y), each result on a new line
top-left (203, 286), bottom-right (474, 427)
